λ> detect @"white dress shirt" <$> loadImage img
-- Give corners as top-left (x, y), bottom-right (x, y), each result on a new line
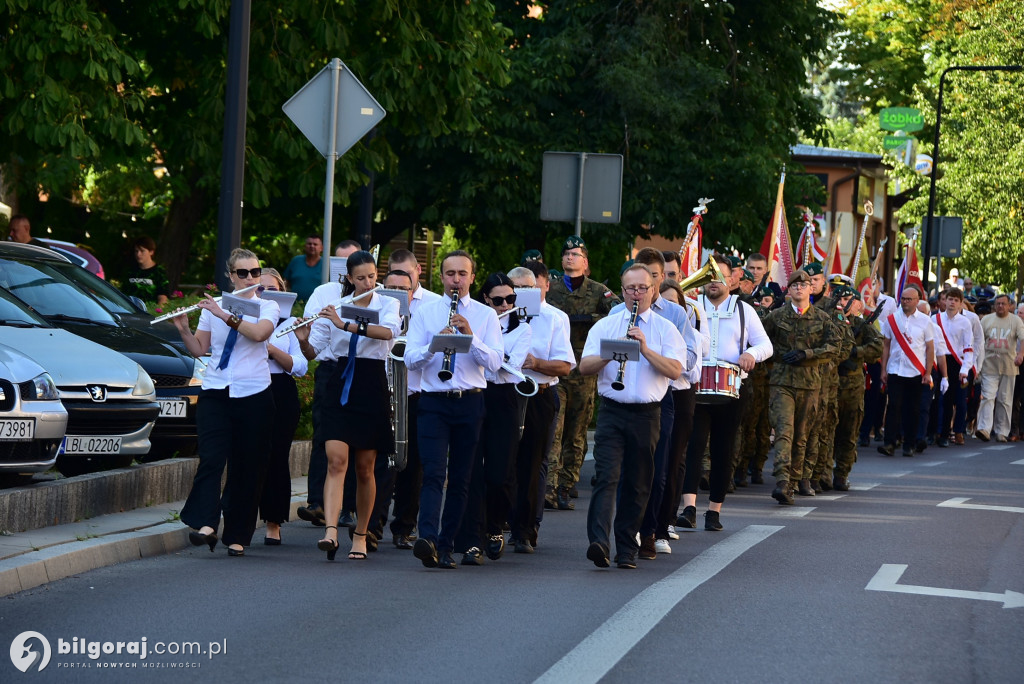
top-left (682, 297), bottom-right (710, 386)
top-left (303, 281), bottom-right (345, 362)
top-left (405, 286), bottom-right (443, 394)
top-left (269, 317), bottom-right (309, 378)
top-left (489, 318), bottom-right (532, 385)
top-left (612, 295), bottom-right (698, 389)
top-left (405, 294), bottom-right (504, 392)
top-left (582, 307), bottom-right (685, 403)
top-left (697, 295), bottom-right (773, 377)
top-left (881, 308), bottom-right (934, 377)
top-left (199, 297), bottom-right (280, 397)
top-left (935, 311), bottom-right (974, 369)
top-left (962, 309), bottom-right (985, 372)
top-left (524, 301), bottom-right (575, 386)
top-left (306, 292), bottom-right (402, 361)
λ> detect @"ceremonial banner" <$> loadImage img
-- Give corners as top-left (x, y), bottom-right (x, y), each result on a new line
top-left (793, 212), bottom-right (826, 270)
top-left (757, 171), bottom-right (794, 284)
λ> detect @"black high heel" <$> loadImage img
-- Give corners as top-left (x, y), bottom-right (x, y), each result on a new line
top-left (317, 526), bottom-right (339, 561)
top-left (349, 526), bottom-right (379, 552)
top-left (349, 531), bottom-right (368, 561)
top-left (189, 530), bottom-right (218, 552)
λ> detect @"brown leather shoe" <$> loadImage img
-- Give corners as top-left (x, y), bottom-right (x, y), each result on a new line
top-left (953, 433), bottom-right (965, 445)
top-left (797, 479), bottom-right (816, 496)
top-left (638, 534), bottom-right (657, 560)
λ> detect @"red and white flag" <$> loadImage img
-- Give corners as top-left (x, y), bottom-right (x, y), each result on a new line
top-left (894, 239), bottom-right (924, 294)
top-left (757, 171), bottom-right (794, 284)
top-left (679, 214), bottom-right (704, 279)
top-left (823, 225), bottom-right (844, 276)
top-left (793, 213), bottom-right (826, 270)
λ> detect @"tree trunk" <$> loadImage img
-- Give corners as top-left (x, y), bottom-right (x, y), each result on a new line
top-left (158, 177), bottom-right (208, 288)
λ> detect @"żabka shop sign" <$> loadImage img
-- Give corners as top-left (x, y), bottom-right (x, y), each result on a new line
top-left (879, 107), bottom-right (924, 132)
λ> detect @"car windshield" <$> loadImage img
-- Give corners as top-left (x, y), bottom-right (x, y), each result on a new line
top-left (50, 261), bottom-right (137, 314)
top-left (0, 258), bottom-right (118, 323)
top-left (0, 287), bottom-right (50, 327)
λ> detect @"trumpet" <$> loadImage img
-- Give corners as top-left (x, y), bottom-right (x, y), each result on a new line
top-left (274, 285), bottom-right (382, 337)
top-left (437, 291), bottom-right (460, 381)
top-left (150, 283), bottom-right (262, 324)
top-left (611, 300), bottom-right (641, 391)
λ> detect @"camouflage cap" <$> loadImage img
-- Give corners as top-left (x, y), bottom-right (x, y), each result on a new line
top-left (741, 268), bottom-right (755, 283)
top-left (521, 249), bottom-right (543, 265)
top-left (801, 262), bottom-right (823, 276)
top-left (561, 235), bottom-right (588, 256)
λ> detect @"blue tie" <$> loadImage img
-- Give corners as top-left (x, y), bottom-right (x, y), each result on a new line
top-left (217, 327), bottom-right (239, 370)
top-left (339, 333), bottom-right (359, 405)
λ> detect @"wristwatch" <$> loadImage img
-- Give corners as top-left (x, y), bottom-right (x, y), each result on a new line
top-left (227, 315), bottom-right (242, 329)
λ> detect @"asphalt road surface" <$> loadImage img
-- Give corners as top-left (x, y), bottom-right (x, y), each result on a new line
top-left (2, 440), bottom-right (1022, 683)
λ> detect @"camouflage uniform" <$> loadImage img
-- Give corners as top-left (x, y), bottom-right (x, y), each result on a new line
top-left (737, 305), bottom-right (773, 481)
top-left (808, 302), bottom-right (854, 486)
top-left (833, 314), bottom-right (883, 482)
top-left (762, 304), bottom-right (840, 494)
top-left (546, 275), bottom-right (620, 493)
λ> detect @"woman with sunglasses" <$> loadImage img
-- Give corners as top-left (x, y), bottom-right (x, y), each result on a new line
top-left (172, 249), bottom-right (280, 556)
top-left (294, 250), bottom-right (401, 560)
top-left (257, 268), bottom-right (308, 545)
top-left (455, 272), bottom-right (532, 565)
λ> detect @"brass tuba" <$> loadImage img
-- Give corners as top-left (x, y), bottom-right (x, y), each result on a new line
top-left (386, 321), bottom-right (409, 471)
top-left (678, 256), bottom-right (728, 293)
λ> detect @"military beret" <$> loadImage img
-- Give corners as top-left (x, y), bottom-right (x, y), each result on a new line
top-left (521, 249), bottom-right (543, 265)
top-left (741, 268), bottom-right (755, 283)
top-left (850, 289), bottom-right (862, 301)
top-left (755, 285), bottom-right (774, 299)
top-left (832, 285), bottom-right (854, 299)
top-left (788, 269), bottom-right (812, 286)
top-left (619, 258), bottom-right (636, 276)
top-left (801, 262), bottom-right (823, 276)
top-left (561, 235), bottom-right (588, 255)
top-left (726, 255), bottom-right (744, 270)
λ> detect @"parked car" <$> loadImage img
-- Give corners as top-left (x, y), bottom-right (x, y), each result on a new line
top-left (0, 242), bottom-right (201, 461)
top-left (0, 288), bottom-right (158, 475)
top-left (0, 342), bottom-right (68, 485)
top-left (37, 238), bottom-right (105, 278)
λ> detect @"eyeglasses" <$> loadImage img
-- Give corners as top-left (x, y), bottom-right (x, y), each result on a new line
top-left (386, 285), bottom-right (411, 292)
top-left (234, 267), bottom-right (262, 279)
top-left (488, 294), bottom-right (517, 306)
top-left (563, 251), bottom-right (585, 259)
top-left (623, 285), bottom-right (651, 294)
top-left (788, 282), bottom-right (810, 289)
top-left (263, 285), bottom-right (280, 292)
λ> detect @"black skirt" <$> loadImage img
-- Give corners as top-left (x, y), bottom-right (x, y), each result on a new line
top-left (317, 357), bottom-right (394, 454)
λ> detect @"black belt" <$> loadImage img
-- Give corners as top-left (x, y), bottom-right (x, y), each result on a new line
top-left (601, 396), bottom-right (660, 409)
top-left (423, 388), bottom-right (484, 398)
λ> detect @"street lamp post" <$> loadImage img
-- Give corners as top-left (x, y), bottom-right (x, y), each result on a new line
top-left (923, 64), bottom-right (1021, 293)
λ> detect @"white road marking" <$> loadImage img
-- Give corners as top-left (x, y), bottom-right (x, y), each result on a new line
top-left (534, 525), bottom-right (783, 684)
top-left (886, 471), bottom-right (912, 478)
top-left (849, 482), bottom-right (880, 491)
top-left (985, 445), bottom-right (1014, 451)
top-left (1012, 459), bottom-right (1024, 465)
top-left (958, 452), bottom-right (980, 458)
top-left (918, 461), bottom-right (945, 467)
top-left (937, 497), bottom-right (1024, 514)
top-left (774, 507), bottom-right (815, 517)
top-left (813, 494), bottom-right (847, 501)
top-left (866, 564), bottom-right (1024, 609)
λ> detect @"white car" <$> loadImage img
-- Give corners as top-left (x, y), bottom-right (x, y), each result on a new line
top-left (0, 288), bottom-right (160, 476)
top-left (0, 342), bottom-right (67, 483)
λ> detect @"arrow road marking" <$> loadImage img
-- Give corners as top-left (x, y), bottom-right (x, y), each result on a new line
top-left (866, 564), bottom-right (1024, 609)
top-left (937, 497), bottom-right (1024, 514)
top-left (535, 525), bottom-right (783, 684)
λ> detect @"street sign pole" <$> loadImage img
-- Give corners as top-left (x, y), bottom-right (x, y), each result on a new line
top-left (321, 59), bottom-right (342, 284)
top-left (574, 153), bottom-right (587, 237)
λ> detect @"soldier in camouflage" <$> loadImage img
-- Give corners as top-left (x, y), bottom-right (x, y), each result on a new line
top-left (833, 288), bottom-right (883, 490)
top-left (546, 236), bottom-right (620, 509)
top-left (762, 269), bottom-right (840, 505)
top-left (736, 285), bottom-right (775, 486)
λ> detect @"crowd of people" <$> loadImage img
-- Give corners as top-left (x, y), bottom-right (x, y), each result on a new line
top-left (167, 235), bottom-right (1024, 569)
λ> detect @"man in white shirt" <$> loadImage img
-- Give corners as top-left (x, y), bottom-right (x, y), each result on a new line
top-left (579, 264), bottom-right (685, 569)
top-left (935, 288), bottom-right (975, 445)
top-left (977, 294), bottom-right (1024, 441)
top-left (879, 285), bottom-right (935, 457)
top-left (405, 250), bottom-right (503, 569)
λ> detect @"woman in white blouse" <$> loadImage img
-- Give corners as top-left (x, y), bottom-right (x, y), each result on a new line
top-left (257, 269), bottom-right (308, 545)
top-left (172, 248), bottom-right (279, 557)
top-left (294, 250), bottom-right (400, 560)
top-left (455, 272), bottom-right (532, 565)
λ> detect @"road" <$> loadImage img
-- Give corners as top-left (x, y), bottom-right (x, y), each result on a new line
top-left (2, 440), bottom-right (1022, 683)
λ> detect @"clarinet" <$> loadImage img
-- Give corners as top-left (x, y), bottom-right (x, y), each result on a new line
top-left (611, 300), bottom-right (641, 391)
top-left (437, 290), bottom-right (460, 381)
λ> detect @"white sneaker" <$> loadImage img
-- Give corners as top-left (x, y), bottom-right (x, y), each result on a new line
top-left (636, 532), bottom-right (641, 545)
top-left (667, 525), bottom-right (679, 540)
top-left (654, 539), bottom-right (672, 554)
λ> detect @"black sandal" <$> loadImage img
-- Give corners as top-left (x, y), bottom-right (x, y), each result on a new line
top-left (317, 526), bottom-right (339, 561)
top-left (349, 526), bottom-right (379, 552)
top-left (349, 531), bottom-right (368, 560)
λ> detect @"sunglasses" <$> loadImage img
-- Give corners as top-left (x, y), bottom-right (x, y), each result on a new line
top-left (488, 294), bottom-right (517, 306)
top-left (234, 267), bottom-right (262, 279)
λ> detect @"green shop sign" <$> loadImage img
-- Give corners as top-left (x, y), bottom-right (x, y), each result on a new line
top-left (883, 135), bottom-right (916, 150)
top-left (880, 107), bottom-right (924, 132)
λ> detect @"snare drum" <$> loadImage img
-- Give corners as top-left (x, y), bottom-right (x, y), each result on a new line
top-left (696, 362), bottom-right (741, 403)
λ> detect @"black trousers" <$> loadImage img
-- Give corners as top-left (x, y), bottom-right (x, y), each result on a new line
top-left (456, 383), bottom-right (525, 552)
top-left (885, 374), bottom-right (924, 451)
top-left (259, 373), bottom-right (300, 524)
top-left (659, 387), bottom-right (695, 536)
top-left (513, 385), bottom-right (557, 542)
top-left (683, 400), bottom-right (736, 503)
top-left (860, 362), bottom-right (884, 440)
top-left (389, 393), bottom-right (423, 537)
top-left (181, 387), bottom-right (274, 547)
top-left (532, 386), bottom-right (560, 531)
top-left (306, 360), bottom-right (337, 508)
top-left (587, 398), bottom-right (660, 559)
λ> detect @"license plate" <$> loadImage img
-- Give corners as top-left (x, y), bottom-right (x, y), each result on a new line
top-left (158, 399), bottom-right (188, 418)
top-left (0, 419), bottom-right (34, 441)
top-left (63, 435), bottom-right (122, 454)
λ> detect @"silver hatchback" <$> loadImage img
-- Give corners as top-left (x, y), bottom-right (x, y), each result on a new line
top-left (0, 342), bottom-right (68, 482)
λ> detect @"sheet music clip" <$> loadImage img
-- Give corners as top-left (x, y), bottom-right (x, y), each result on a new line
top-left (221, 292), bottom-right (260, 318)
top-left (429, 334), bottom-right (472, 354)
top-left (600, 338), bottom-right (640, 362)
top-left (340, 305), bottom-right (379, 326)
top-left (513, 287), bottom-right (542, 320)
top-left (379, 288), bottom-right (411, 317)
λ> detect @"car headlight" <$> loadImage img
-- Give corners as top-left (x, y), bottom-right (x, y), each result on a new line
top-left (189, 357), bottom-right (207, 387)
top-left (133, 365), bottom-right (156, 398)
top-left (19, 372), bottom-right (60, 401)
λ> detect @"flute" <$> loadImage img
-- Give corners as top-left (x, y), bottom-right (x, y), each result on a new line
top-left (150, 283), bottom-right (262, 324)
top-left (437, 291), bottom-right (460, 381)
top-left (611, 300), bottom-right (641, 391)
top-left (275, 285), bottom-right (382, 337)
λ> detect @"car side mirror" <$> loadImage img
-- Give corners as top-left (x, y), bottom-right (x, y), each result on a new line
top-left (127, 295), bottom-right (147, 312)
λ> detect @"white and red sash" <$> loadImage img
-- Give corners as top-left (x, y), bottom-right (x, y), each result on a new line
top-left (888, 313), bottom-right (926, 376)
top-left (935, 313), bottom-right (961, 366)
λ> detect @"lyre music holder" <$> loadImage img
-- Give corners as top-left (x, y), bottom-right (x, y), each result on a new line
top-left (600, 339), bottom-right (640, 362)
top-left (340, 305), bottom-right (379, 327)
top-left (429, 334), bottom-right (472, 355)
